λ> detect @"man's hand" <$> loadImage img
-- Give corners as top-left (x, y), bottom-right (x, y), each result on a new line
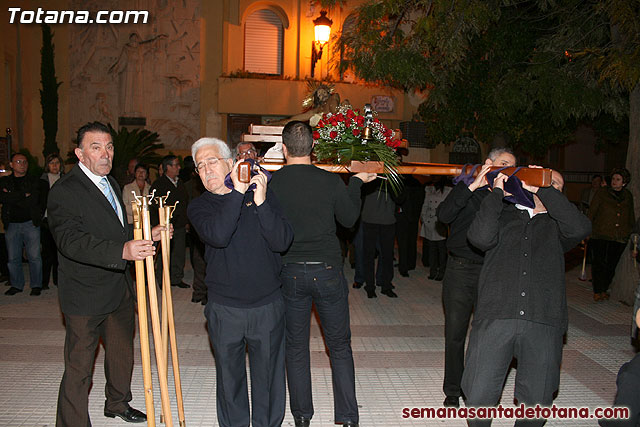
top-left (151, 223), bottom-right (173, 241)
top-left (230, 161), bottom-right (250, 194)
top-left (353, 172), bottom-right (377, 183)
top-left (492, 173), bottom-right (509, 194)
top-left (122, 239), bottom-right (156, 261)
top-left (636, 309), bottom-right (640, 329)
top-left (251, 169), bottom-right (268, 206)
top-left (521, 165), bottom-right (542, 194)
top-left (468, 162), bottom-right (492, 192)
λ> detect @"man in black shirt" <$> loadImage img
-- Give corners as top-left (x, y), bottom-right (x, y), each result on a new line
top-left (436, 148), bottom-right (516, 407)
top-left (1, 153), bottom-right (46, 296)
top-left (269, 121), bottom-right (376, 427)
top-left (188, 138), bottom-right (293, 427)
top-left (462, 170), bottom-right (590, 426)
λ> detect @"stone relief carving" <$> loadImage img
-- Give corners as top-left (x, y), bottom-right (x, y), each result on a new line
top-left (69, 0), bottom-right (201, 149)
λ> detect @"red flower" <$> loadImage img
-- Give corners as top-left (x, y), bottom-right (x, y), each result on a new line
top-left (312, 131), bottom-right (320, 140)
top-left (356, 116), bottom-right (365, 127)
top-left (329, 118), bottom-right (338, 126)
top-left (335, 114), bottom-right (345, 122)
top-left (374, 118), bottom-right (380, 123)
top-left (344, 120), bottom-right (350, 128)
top-left (317, 120), bottom-right (325, 128)
top-left (352, 129), bottom-right (360, 136)
top-left (330, 131), bottom-right (338, 139)
top-left (346, 109), bottom-right (356, 119)
top-left (384, 129), bottom-right (393, 138)
top-left (386, 139), bottom-right (401, 148)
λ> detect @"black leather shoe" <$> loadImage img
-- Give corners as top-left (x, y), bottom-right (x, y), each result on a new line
top-left (201, 296), bottom-right (208, 305)
top-left (5, 287), bottom-right (22, 296)
top-left (399, 271), bottom-right (409, 277)
top-left (352, 282), bottom-right (363, 289)
top-left (191, 295), bottom-right (204, 303)
top-left (294, 416), bottom-right (311, 427)
top-left (104, 406), bottom-right (146, 423)
top-left (366, 288), bottom-right (377, 298)
top-left (171, 282), bottom-right (190, 288)
top-left (443, 396), bottom-right (460, 407)
top-left (381, 289), bottom-right (398, 298)
top-left (30, 288), bottom-right (42, 296)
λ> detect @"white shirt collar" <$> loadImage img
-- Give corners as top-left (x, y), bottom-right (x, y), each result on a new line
top-left (167, 175), bottom-right (179, 186)
top-left (515, 203), bottom-right (547, 218)
top-left (77, 162), bottom-right (124, 225)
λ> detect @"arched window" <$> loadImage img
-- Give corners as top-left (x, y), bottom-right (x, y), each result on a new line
top-left (244, 9), bottom-right (283, 75)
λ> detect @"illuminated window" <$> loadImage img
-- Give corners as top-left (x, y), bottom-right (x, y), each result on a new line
top-left (244, 9), bottom-right (283, 75)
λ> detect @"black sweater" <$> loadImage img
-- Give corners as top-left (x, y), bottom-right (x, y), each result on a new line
top-left (187, 188), bottom-right (293, 308)
top-left (467, 187), bottom-right (591, 331)
top-left (269, 164), bottom-right (364, 266)
top-left (436, 182), bottom-right (491, 262)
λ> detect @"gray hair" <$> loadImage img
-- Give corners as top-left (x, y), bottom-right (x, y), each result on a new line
top-left (234, 142), bottom-right (256, 158)
top-left (191, 137), bottom-right (232, 160)
top-left (487, 147), bottom-right (514, 162)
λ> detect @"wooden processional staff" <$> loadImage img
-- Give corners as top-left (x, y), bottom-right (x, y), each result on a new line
top-left (131, 192), bottom-right (185, 427)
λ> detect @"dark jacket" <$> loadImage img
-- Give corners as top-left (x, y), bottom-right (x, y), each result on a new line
top-left (0, 173), bottom-right (47, 227)
top-left (150, 175), bottom-right (190, 229)
top-left (188, 188), bottom-right (293, 308)
top-left (467, 187), bottom-right (591, 331)
top-left (588, 187), bottom-right (635, 243)
top-left (47, 165), bottom-right (133, 316)
top-left (437, 181), bottom-right (490, 262)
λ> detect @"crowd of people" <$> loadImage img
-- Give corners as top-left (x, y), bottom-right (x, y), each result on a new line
top-left (1, 121), bottom-right (639, 426)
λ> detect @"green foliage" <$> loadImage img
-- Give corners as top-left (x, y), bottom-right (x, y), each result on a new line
top-left (40, 24), bottom-right (61, 158)
top-left (337, 0), bottom-right (632, 157)
top-left (108, 125), bottom-right (164, 173)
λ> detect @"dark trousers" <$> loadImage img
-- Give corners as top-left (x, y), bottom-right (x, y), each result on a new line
top-left (281, 263), bottom-right (359, 424)
top-left (442, 257), bottom-right (481, 398)
top-left (591, 239), bottom-right (626, 294)
top-left (396, 215), bottom-right (419, 274)
top-left (363, 222), bottom-right (395, 292)
top-left (599, 353), bottom-right (640, 426)
top-left (41, 219), bottom-right (59, 287)
top-left (205, 297), bottom-right (286, 427)
top-left (56, 294), bottom-right (135, 427)
top-left (462, 319), bottom-right (564, 427)
top-left (427, 239), bottom-right (447, 277)
top-left (190, 235), bottom-right (207, 301)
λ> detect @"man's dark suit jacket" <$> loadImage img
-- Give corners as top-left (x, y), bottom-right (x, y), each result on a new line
top-left (149, 175), bottom-right (189, 228)
top-left (47, 164), bottom-right (133, 316)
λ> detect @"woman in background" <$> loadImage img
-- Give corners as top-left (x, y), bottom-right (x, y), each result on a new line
top-left (122, 163), bottom-right (151, 224)
top-left (420, 177), bottom-right (451, 281)
top-left (589, 168), bottom-right (635, 301)
top-left (40, 153), bottom-right (64, 288)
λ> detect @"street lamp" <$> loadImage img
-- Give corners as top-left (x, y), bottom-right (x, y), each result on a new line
top-left (311, 10), bottom-right (332, 78)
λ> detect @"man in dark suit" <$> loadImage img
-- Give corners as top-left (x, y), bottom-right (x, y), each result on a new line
top-left (150, 155), bottom-right (190, 288)
top-left (48, 121), bottom-right (166, 426)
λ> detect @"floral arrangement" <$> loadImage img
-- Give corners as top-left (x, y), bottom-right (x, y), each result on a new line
top-left (312, 103), bottom-right (403, 193)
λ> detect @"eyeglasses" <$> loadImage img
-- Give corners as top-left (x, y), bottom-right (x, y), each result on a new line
top-left (13, 159), bottom-right (27, 165)
top-left (196, 157), bottom-right (228, 173)
top-left (238, 149), bottom-right (257, 158)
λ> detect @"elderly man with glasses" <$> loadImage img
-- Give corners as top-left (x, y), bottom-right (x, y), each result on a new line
top-left (187, 137), bottom-right (293, 427)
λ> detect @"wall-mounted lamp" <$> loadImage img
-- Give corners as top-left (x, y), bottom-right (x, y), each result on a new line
top-left (311, 10), bottom-right (333, 78)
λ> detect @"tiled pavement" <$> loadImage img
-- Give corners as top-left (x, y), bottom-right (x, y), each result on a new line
top-left (0, 258), bottom-right (636, 426)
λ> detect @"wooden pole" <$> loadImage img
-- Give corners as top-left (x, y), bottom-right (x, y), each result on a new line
top-left (259, 161), bottom-right (553, 187)
top-left (131, 200), bottom-right (156, 427)
top-left (157, 197), bottom-right (170, 424)
top-left (140, 194), bottom-right (174, 427)
top-left (160, 202), bottom-right (186, 427)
